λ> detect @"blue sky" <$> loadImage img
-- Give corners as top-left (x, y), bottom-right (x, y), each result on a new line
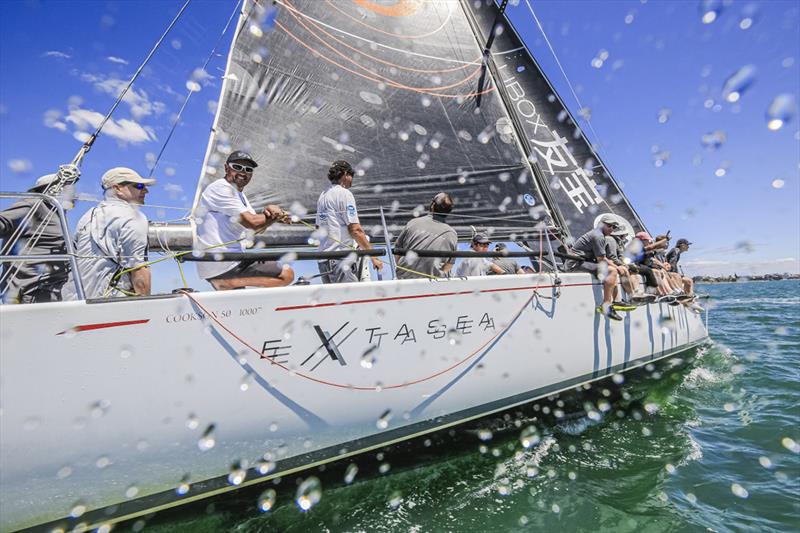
top-left (1, 0), bottom-right (798, 290)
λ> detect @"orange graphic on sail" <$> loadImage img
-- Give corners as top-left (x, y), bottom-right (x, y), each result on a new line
top-left (351, 0), bottom-right (424, 17)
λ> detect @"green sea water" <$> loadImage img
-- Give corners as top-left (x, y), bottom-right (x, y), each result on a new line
top-left (143, 280), bottom-right (799, 532)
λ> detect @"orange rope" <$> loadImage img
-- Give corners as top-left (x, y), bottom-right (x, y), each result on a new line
top-left (325, 0), bottom-right (454, 41)
top-left (274, 20), bottom-right (496, 99)
top-left (180, 283), bottom-right (540, 391)
top-left (283, 0), bottom-right (480, 75)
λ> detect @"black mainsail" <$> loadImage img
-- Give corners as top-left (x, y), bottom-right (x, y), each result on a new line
top-left (192, 0), bottom-right (645, 245)
top-left (193, 0), bottom-right (556, 244)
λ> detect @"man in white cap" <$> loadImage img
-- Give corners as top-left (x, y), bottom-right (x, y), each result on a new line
top-left (564, 214), bottom-right (625, 320)
top-left (0, 168), bottom-right (79, 303)
top-left (62, 167), bottom-right (155, 299)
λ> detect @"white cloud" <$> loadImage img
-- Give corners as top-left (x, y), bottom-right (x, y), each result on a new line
top-left (8, 159), bottom-right (32, 173)
top-left (81, 73), bottom-right (166, 119)
top-left (65, 107), bottom-right (156, 145)
top-left (43, 108), bottom-right (67, 131)
top-left (106, 56), bottom-right (129, 65)
top-left (42, 50), bottom-right (71, 59)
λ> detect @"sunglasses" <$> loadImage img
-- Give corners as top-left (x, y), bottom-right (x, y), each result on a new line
top-left (229, 163), bottom-right (254, 173)
top-left (122, 182), bottom-right (146, 190)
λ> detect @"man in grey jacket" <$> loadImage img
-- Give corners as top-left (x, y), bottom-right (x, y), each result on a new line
top-left (0, 171), bottom-right (78, 303)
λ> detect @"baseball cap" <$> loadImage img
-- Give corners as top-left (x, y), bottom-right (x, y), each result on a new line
top-left (494, 242), bottom-right (507, 250)
top-left (677, 238), bottom-right (692, 246)
top-left (101, 167), bottom-right (155, 189)
top-left (635, 231), bottom-right (653, 242)
top-left (226, 150), bottom-right (258, 167)
top-left (597, 214), bottom-right (620, 228)
top-left (472, 232), bottom-right (491, 244)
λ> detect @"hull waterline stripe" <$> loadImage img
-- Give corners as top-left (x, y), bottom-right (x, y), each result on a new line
top-left (56, 319), bottom-right (149, 335)
top-left (25, 338), bottom-right (709, 533)
top-left (275, 281), bottom-right (597, 311)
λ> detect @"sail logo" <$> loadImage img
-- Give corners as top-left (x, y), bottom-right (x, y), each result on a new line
top-left (497, 63), bottom-right (603, 215)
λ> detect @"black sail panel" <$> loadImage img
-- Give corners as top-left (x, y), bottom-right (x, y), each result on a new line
top-left (193, 0), bottom-right (555, 244)
top-left (462, 0), bottom-right (647, 239)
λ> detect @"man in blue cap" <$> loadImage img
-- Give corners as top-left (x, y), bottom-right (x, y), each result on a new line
top-left (194, 150), bottom-right (294, 290)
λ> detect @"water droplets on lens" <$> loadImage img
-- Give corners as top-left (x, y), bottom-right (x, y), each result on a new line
top-left (295, 476), bottom-right (322, 511)
top-left (258, 489), bottom-right (277, 512)
top-left (376, 409), bottom-right (392, 429)
top-left (197, 423), bottom-right (216, 451)
top-left (344, 463), bottom-right (358, 484)
top-left (766, 94), bottom-right (796, 130)
top-left (721, 65), bottom-right (756, 103)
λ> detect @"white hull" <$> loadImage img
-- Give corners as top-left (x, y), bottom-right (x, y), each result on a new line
top-left (0, 273), bottom-right (707, 531)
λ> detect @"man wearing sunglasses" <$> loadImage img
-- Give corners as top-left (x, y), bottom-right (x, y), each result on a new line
top-left (194, 150), bottom-right (294, 290)
top-left (63, 167), bottom-right (155, 299)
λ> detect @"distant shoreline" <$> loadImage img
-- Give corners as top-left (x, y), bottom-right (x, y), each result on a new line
top-left (694, 275), bottom-right (800, 284)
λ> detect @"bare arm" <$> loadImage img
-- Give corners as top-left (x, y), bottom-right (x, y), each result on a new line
top-left (239, 205), bottom-right (289, 232)
top-left (488, 262), bottom-right (504, 275)
top-left (130, 266), bottom-right (151, 296)
top-left (348, 222), bottom-right (383, 271)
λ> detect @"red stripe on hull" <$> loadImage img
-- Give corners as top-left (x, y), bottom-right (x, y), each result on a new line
top-left (57, 319), bottom-right (150, 335)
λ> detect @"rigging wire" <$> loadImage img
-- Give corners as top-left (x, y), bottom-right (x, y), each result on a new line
top-left (76, 0), bottom-right (193, 166)
top-left (0, 0), bottom-right (193, 296)
top-left (147, 0), bottom-right (244, 178)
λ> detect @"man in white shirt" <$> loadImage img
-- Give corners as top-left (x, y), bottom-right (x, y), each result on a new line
top-left (315, 160), bottom-right (382, 283)
top-left (194, 150), bottom-right (294, 290)
top-left (63, 167), bottom-right (154, 299)
top-left (455, 233), bottom-right (503, 277)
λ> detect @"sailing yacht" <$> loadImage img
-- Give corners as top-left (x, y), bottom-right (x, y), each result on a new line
top-left (0, 1), bottom-right (708, 530)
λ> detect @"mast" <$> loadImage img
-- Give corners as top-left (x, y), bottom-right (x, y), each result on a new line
top-left (457, 0), bottom-right (569, 236)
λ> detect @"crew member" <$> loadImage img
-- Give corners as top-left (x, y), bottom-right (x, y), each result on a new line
top-left (315, 160), bottom-right (382, 283)
top-left (194, 150), bottom-right (294, 290)
top-left (564, 214), bottom-right (624, 321)
top-left (393, 192), bottom-right (457, 279)
top-left (491, 243), bottom-right (524, 275)
top-left (666, 238), bottom-right (694, 295)
top-left (455, 233), bottom-right (504, 277)
top-left (63, 167), bottom-right (154, 299)
top-left (0, 169), bottom-right (79, 303)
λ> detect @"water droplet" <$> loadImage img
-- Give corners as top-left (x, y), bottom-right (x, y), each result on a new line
top-left (700, 0), bottom-right (723, 24)
top-left (95, 456), bottom-right (112, 469)
top-left (686, 492), bottom-right (698, 504)
top-left (70, 501), bottom-right (87, 518)
top-left (551, 503), bottom-right (561, 513)
top-left (295, 476), bottom-right (322, 511)
top-left (771, 179), bottom-right (785, 189)
top-left (781, 437), bottom-right (800, 453)
top-left (240, 373), bottom-right (253, 392)
top-left (665, 463), bottom-right (676, 474)
top-left (701, 130), bottom-right (726, 149)
top-left (766, 94), bottom-right (796, 130)
top-left (197, 424), bottom-right (216, 451)
top-left (257, 459), bottom-right (276, 475)
top-left (657, 108), bottom-right (671, 124)
top-left (379, 462), bottom-right (391, 474)
top-left (89, 400), bottom-right (111, 418)
top-left (731, 483), bottom-right (749, 498)
top-left (269, 422), bottom-right (279, 432)
top-left (57, 465), bottom-right (72, 479)
top-left (376, 409), bottom-right (392, 429)
top-left (520, 426), bottom-right (540, 449)
top-left (186, 80), bottom-right (201, 93)
top-left (249, 23), bottom-right (263, 38)
top-left (258, 489), bottom-right (277, 512)
top-left (186, 414), bottom-right (199, 430)
top-left (477, 429), bottom-right (493, 441)
top-left (388, 490), bottom-right (403, 508)
top-left (612, 373), bottom-right (625, 385)
top-left (659, 316), bottom-right (676, 333)
top-left (361, 345), bottom-right (378, 368)
top-left (344, 463), bottom-right (358, 484)
top-left (176, 473), bottom-right (191, 495)
top-left (758, 456), bottom-right (773, 469)
top-left (120, 345), bottom-right (133, 359)
top-left (97, 524), bottom-right (112, 533)
top-left (644, 402), bottom-right (659, 414)
top-left (228, 462), bottom-right (246, 486)
top-left (125, 485), bottom-right (139, 498)
top-left (722, 65), bottom-right (756, 103)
